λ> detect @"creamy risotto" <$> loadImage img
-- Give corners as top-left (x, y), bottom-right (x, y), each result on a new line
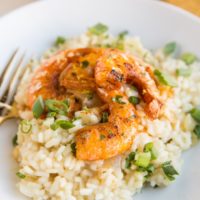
top-left (12, 23), bottom-right (200, 200)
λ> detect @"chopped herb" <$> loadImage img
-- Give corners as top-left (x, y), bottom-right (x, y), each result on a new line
top-left (47, 112), bottom-right (57, 117)
top-left (128, 96), bottom-right (140, 105)
top-left (162, 161), bottom-right (179, 181)
top-left (45, 99), bottom-right (69, 115)
top-left (107, 130), bottom-right (114, 138)
top-left (144, 142), bottom-right (158, 160)
top-left (55, 36), bottom-right (65, 46)
top-left (146, 164), bottom-right (155, 173)
top-left (176, 68), bottom-right (192, 77)
top-left (32, 96), bottom-right (44, 119)
top-left (12, 135), bottom-right (18, 146)
top-left (82, 60), bottom-right (89, 68)
top-left (20, 120), bottom-right (32, 134)
top-left (181, 53), bottom-right (197, 65)
top-left (190, 108), bottom-right (200, 123)
top-left (100, 134), bottom-right (106, 140)
top-left (50, 120), bottom-right (74, 130)
top-left (86, 92), bottom-right (94, 100)
top-left (154, 69), bottom-right (177, 87)
top-left (118, 31), bottom-right (128, 40)
top-left (163, 42), bottom-right (176, 55)
top-left (101, 112), bottom-right (109, 123)
top-left (125, 152), bottom-right (136, 169)
top-left (131, 85), bottom-right (137, 91)
top-left (71, 142), bottom-right (76, 156)
top-left (88, 23), bottom-right (108, 35)
top-left (135, 152), bottom-right (151, 168)
top-left (112, 95), bottom-right (126, 104)
top-left (16, 172), bottom-right (26, 179)
top-left (193, 125), bottom-right (200, 139)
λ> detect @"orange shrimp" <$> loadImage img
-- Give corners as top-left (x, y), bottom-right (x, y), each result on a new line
top-left (27, 48), bottom-right (104, 115)
top-left (75, 49), bottom-right (162, 160)
top-left (28, 47), bottom-right (163, 161)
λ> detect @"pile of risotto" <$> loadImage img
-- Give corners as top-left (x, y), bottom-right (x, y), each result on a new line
top-left (12, 23), bottom-right (200, 200)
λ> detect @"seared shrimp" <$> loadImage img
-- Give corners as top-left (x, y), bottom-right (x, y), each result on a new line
top-left (75, 49), bottom-right (162, 160)
top-left (28, 47), bottom-right (162, 161)
top-left (27, 48), bottom-right (103, 112)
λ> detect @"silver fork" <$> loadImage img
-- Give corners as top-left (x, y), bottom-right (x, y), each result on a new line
top-left (0, 49), bottom-right (30, 123)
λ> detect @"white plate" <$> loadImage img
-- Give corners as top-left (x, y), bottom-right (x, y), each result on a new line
top-left (0, 0), bottom-right (200, 199)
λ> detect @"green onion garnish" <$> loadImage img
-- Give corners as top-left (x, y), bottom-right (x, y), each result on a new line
top-left (88, 23), bottom-right (108, 35)
top-left (16, 172), bottom-right (26, 179)
top-left (176, 68), bottom-right (192, 77)
top-left (50, 120), bottom-right (74, 130)
top-left (101, 112), bottom-right (109, 123)
top-left (82, 60), bottom-right (89, 68)
top-left (55, 36), bottom-right (66, 46)
top-left (154, 69), bottom-right (177, 87)
top-left (32, 96), bottom-right (44, 119)
top-left (47, 112), bottom-right (57, 117)
top-left (128, 96), bottom-right (140, 105)
top-left (194, 125), bottom-right (200, 139)
top-left (45, 99), bottom-right (69, 115)
top-left (190, 108), bottom-right (200, 123)
top-left (144, 142), bottom-right (158, 160)
top-left (125, 152), bottom-right (136, 169)
top-left (163, 42), bottom-right (176, 55)
top-left (100, 134), bottom-right (106, 140)
top-left (135, 152), bottom-right (151, 168)
top-left (181, 53), bottom-right (197, 65)
top-left (118, 31), bottom-right (128, 40)
top-left (112, 95), bottom-right (126, 104)
top-left (71, 142), bottom-right (76, 156)
top-left (162, 161), bottom-right (179, 181)
top-left (12, 135), bottom-right (18, 146)
top-left (20, 120), bottom-right (32, 134)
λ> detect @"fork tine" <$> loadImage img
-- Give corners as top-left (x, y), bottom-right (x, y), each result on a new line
top-left (0, 50), bottom-right (25, 100)
top-left (0, 49), bottom-right (18, 82)
top-left (4, 52), bottom-right (32, 107)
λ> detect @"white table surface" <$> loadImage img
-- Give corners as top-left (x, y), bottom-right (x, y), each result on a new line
top-left (0, 0), bottom-right (35, 16)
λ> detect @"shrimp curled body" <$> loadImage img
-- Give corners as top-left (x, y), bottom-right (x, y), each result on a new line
top-left (28, 48), bottom-right (163, 161)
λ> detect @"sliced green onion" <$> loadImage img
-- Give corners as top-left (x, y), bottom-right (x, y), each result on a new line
top-left (47, 112), bottom-right (57, 117)
top-left (112, 95), bottom-right (126, 104)
top-left (125, 152), bottom-right (136, 169)
top-left (176, 68), bottom-right (192, 77)
top-left (16, 172), bottom-right (26, 179)
top-left (100, 134), bottom-right (106, 140)
top-left (144, 142), bottom-right (158, 160)
top-left (163, 42), bottom-right (176, 55)
top-left (88, 23), bottom-right (108, 35)
top-left (45, 99), bottom-right (69, 115)
top-left (32, 96), bottom-right (45, 119)
top-left (50, 120), bottom-right (74, 130)
top-left (128, 96), bottom-right (140, 105)
top-left (82, 60), bottom-right (89, 68)
top-left (181, 53), bottom-right (197, 65)
top-left (146, 164), bottom-right (155, 173)
top-left (118, 31), bottom-right (128, 40)
top-left (86, 91), bottom-right (94, 100)
top-left (101, 112), bottom-right (109, 123)
top-left (162, 161), bottom-right (179, 181)
top-left (55, 36), bottom-right (65, 46)
top-left (20, 120), bottom-right (32, 134)
top-left (71, 142), bottom-right (76, 156)
top-left (12, 135), bottom-right (18, 146)
top-left (190, 108), bottom-right (200, 123)
top-left (193, 125), bottom-right (200, 139)
top-left (154, 69), bottom-right (177, 87)
top-left (135, 152), bottom-right (151, 168)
